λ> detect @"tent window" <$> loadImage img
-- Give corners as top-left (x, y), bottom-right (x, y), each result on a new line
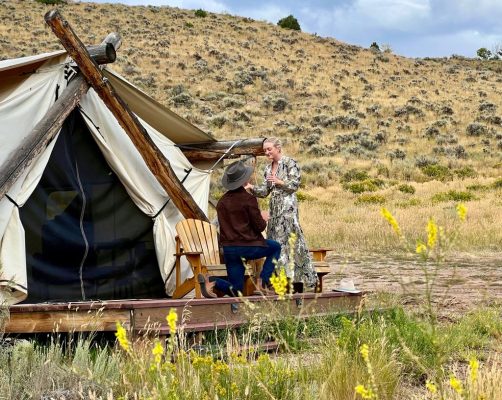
top-left (20, 110), bottom-right (167, 303)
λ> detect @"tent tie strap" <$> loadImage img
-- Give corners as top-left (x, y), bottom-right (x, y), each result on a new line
top-left (152, 168), bottom-right (192, 219)
top-left (5, 194), bottom-right (20, 208)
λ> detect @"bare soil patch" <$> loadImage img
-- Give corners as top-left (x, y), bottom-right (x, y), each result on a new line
top-left (324, 252), bottom-right (502, 313)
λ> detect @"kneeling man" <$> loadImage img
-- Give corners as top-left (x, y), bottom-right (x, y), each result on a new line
top-left (198, 160), bottom-right (281, 297)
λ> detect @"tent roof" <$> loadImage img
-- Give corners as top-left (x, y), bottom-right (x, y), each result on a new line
top-left (0, 51), bottom-right (215, 144)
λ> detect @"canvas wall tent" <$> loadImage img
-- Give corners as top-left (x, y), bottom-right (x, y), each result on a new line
top-left (0, 51), bottom-right (215, 305)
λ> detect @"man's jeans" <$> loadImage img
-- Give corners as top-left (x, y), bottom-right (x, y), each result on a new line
top-left (214, 239), bottom-right (281, 296)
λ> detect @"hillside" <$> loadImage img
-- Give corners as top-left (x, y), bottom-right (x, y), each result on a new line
top-left (1, 0), bottom-right (501, 253)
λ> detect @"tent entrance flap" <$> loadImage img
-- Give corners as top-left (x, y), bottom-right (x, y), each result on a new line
top-left (20, 110), bottom-right (166, 302)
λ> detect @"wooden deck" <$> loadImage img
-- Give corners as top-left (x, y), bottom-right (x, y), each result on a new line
top-left (4, 292), bottom-right (362, 335)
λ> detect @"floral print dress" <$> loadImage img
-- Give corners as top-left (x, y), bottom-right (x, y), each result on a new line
top-left (251, 156), bottom-right (317, 287)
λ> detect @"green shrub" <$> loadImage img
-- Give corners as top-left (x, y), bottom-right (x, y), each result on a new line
top-left (185, 22), bottom-right (194, 28)
top-left (340, 168), bottom-right (369, 183)
top-left (454, 166), bottom-right (478, 179)
top-left (343, 180), bottom-right (374, 194)
top-left (355, 194), bottom-right (386, 205)
top-left (396, 198), bottom-right (421, 208)
top-left (397, 184), bottom-right (416, 194)
top-left (432, 190), bottom-right (476, 202)
top-left (296, 190), bottom-right (315, 202)
top-left (277, 15), bottom-right (301, 31)
top-left (466, 183), bottom-right (489, 192)
top-left (194, 9), bottom-right (207, 17)
top-left (421, 164), bottom-right (453, 181)
top-left (492, 177), bottom-right (502, 189)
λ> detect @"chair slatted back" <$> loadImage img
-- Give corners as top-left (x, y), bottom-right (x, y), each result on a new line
top-left (175, 219), bottom-right (220, 265)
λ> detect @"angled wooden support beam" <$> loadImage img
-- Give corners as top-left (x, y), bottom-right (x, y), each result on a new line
top-left (44, 9), bottom-right (207, 221)
top-left (0, 76), bottom-right (88, 201)
top-left (0, 33), bottom-right (122, 202)
top-left (179, 138), bottom-right (266, 162)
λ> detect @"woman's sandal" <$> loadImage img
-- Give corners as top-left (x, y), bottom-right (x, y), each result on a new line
top-left (197, 274), bottom-right (217, 298)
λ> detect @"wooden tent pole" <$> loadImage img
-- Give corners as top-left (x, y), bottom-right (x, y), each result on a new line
top-left (44, 9), bottom-right (207, 221)
top-left (0, 77), bottom-right (88, 201)
top-left (180, 138), bottom-right (265, 162)
top-left (0, 34), bottom-right (122, 202)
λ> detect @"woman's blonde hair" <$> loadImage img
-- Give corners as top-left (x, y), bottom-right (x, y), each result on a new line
top-left (263, 137), bottom-right (282, 151)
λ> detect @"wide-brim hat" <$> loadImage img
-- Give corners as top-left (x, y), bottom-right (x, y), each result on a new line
top-left (221, 160), bottom-right (254, 190)
top-left (333, 278), bottom-right (361, 294)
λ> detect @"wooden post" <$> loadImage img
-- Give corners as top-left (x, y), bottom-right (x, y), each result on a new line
top-left (0, 34), bottom-right (122, 202)
top-left (0, 77), bottom-right (88, 201)
top-left (44, 9), bottom-right (207, 221)
top-left (179, 138), bottom-right (265, 162)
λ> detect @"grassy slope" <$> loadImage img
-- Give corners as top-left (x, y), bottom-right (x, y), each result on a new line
top-left (1, 0), bottom-right (501, 253)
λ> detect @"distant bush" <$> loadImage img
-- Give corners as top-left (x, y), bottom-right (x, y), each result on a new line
top-left (466, 123), bottom-right (488, 136)
top-left (387, 149), bottom-right (407, 161)
top-left (492, 177), bottom-right (502, 189)
top-left (432, 190), bottom-right (476, 203)
top-left (355, 194), bottom-right (386, 205)
top-left (396, 198), bottom-right (421, 208)
top-left (466, 183), bottom-right (489, 192)
top-left (421, 164), bottom-right (453, 181)
top-left (340, 169), bottom-right (369, 183)
top-left (277, 15), bottom-right (301, 31)
top-left (398, 184), bottom-right (416, 194)
top-left (194, 9), bottom-right (207, 18)
top-left (415, 155), bottom-right (438, 168)
top-left (343, 178), bottom-right (385, 194)
top-left (297, 190), bottom-right (315, 202)
top-left (369, 42), bottom-right (380, 52)
top-left (454, 166), bottom-right (478, 179)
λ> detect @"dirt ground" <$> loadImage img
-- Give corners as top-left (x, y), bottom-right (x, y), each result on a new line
top-left (323, 251), bottom-right (502, 314)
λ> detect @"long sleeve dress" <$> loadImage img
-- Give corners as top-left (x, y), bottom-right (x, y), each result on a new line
top-left (251, 156), bottom-right (317, 287)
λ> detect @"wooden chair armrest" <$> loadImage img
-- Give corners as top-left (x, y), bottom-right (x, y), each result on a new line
top-left (309, 248), bottom-right (333, 262)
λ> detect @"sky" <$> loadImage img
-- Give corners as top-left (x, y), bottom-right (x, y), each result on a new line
top-left (88, 0), bottom-right (502, 58)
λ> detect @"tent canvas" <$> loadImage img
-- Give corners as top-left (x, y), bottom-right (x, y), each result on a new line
top-left (0, 52), bottom-right (213, 305)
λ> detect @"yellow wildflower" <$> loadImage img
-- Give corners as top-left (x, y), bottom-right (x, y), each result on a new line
top-left (115, 322), bottom-right (131, 353)
top-left (355, 384), bottom-right (375, 399)
top-left (469, 357), bottom-right (479, 383)
top-left (427, 218), bottom-right (438, 248)
top-left (212, 360), bottom-right (230, 374)
top-left (456, 203), bottom-right (467, 221)
top-left (425, 380), bottom-right (437, 393)
top-left (270, 268), bottom-right (288, 299)
top-left (359, 344), bottom-right (370, 362)
top-left (449, 375), bottom-right (464, 394)
top-left (152, 340), bottom-right (164, 364)
top-left (416, 241), bottom-right (427, 254)
top-left (380, 208), bottom-right (401, 236)
top-left (166, 308), bottom-right (178, 335)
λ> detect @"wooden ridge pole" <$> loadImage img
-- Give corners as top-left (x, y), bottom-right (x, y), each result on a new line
top-left (180, 138), bottom-right (265, 162)
top-left (0, 34), bottom-right (122, 202)
top-left (44, 9), bottom-right (207, 221)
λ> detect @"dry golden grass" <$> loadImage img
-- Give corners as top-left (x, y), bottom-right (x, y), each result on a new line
top-left (1, 0), bottom-right (500, 254)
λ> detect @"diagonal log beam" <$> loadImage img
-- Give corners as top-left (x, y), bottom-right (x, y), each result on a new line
top-left (0, 34), bottom-right (122, 202)
top-left (44, 9), bottom-right (207, 221)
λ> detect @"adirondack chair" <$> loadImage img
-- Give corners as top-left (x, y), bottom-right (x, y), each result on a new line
top-left (172, 219), bottom-right (258, 298)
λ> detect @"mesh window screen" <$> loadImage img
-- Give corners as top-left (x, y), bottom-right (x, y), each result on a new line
top-left (20, 110), bottom-right (167, 302)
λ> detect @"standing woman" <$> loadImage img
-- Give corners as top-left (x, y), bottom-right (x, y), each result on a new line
top-left (245, 137), bottom-right (317, 291)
